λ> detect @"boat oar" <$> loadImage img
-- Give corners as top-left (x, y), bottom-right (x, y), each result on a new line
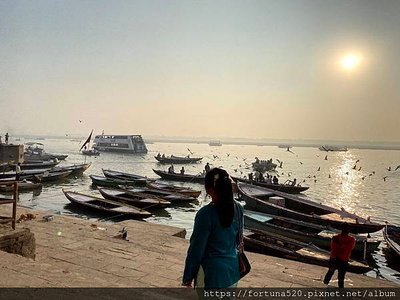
top-left (187, 172), bottom-right (204, 184)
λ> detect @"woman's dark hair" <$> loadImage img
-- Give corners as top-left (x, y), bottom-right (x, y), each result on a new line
top-left (341, 222), bottom-right (350, 235)
top-left (205, 168), bottom-right (234, 227)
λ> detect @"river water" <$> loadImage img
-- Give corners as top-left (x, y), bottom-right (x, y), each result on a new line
top-left (5, 137), bottom-right (400, 285)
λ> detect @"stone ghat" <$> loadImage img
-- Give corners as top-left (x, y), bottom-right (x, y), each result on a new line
top-left (0, 226), bottom-right (35, 259)
top-left (0, 204), bottom-right (397, 293)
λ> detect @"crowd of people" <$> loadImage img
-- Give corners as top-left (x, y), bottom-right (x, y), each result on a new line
top-left (246, 169), bottom-right (301, 186)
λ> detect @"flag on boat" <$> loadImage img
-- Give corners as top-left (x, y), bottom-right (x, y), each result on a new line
top-left (80, 130), bottom-right (93, 151)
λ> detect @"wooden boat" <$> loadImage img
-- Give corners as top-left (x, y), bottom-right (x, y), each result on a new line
top-left (117, 186), bottom-right (196, 203)
top-left (252, 159), bottom-right (277, 173)
top-left (383, 225), bottom-right (400, 256)
top-left (232, 176), bottom-right (309, 194)
top-left (209, 140), bottom-right (222, 146)
top-left (0, 180), bottom-right (42, 192)
top-left (102, 169), bottom-right (148, 185)
top-left (9, 160), bottom-right (60, 170)
top-left (154, 155), bottom-right (202, 164)
top-left (90, 175), bottom-right (143, 187)
top-left (238, 182), bottom-right (383, 234)
top-left (98, 187), bottom-right (171, 209)
top-left (244, 210), bottom-right (380, 255)
top-left (0, 168), bottom-right (52, 180)
top-left (319, 145), bottom-right (348, 152)
top-left (52, 163), bottom-right (91, 176)
top-left (244, 229), bottom-right (371, 274)
top-left (82, 149), bottom-right (100, 156)
top-left (24, 142), bottom-right (68, 162)
top-left (152, 169), bottom-right (205, 183)
top-left (34, 170), bottom-right (72, 182)
top-left (146, 182), bottom-right (201, 198)
top-left (63, 190), bottom-right (151, 219)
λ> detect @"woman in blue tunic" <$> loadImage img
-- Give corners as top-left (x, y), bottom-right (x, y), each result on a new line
top-left (182, 168), bottom-right (244, 289)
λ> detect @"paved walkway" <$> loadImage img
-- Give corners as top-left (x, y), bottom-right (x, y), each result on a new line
top-left (0, 204), bottom-right (397, 298)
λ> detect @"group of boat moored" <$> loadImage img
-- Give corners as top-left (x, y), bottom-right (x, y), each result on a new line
top-left (63, 168), bottom-right (202, 219)
top-left (235, 182), bottom-right (400, 274)
top-left (0, 161), bottom-right (91, 192)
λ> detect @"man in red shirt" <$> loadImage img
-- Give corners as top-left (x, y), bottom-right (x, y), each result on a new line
top-left (323, 222), bottom-right (355, 288)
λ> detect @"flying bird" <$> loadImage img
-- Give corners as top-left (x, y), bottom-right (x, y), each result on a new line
top-left (287, 148), bottom-right (294, 154)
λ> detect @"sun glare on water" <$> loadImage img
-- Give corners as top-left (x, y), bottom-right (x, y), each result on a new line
top-left (340, 53), bottom-right (362, 71)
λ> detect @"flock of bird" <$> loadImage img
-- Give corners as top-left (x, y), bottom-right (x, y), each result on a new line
top-left (185, 147), bottom-right (400, 185)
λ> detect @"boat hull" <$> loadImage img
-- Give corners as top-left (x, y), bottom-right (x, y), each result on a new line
top-left (244, 230), bottom-right (371, 274)
top-left (98, 188), bottom-right (171, 209)
top-left (244, 211), bottom-right (380, 254)
top-left (238, 183), bottom-right (383, 234)
top-left (152, 169), bottom-right (204, 183)
top-left (384, 225), bottom-right (400, 256)
top-left (154, 156), bottom-right (202, 164)
top-left (146, 182), bottom-right (201, 198)
top-left (90, 175), bottom-right (144, 188)
top-left (233, 177), bottom-right (309, 194)
top-left (63, 190), bottom-right (151, 219)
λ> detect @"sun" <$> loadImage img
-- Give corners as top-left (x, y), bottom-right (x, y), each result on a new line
top-left (340, 53), bottom-right (362, 71)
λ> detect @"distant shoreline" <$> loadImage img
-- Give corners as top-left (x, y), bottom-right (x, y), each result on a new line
top-left (10, 135), bottom-right (400, 151)
top-left (149, 139), bottom-right (400, 151)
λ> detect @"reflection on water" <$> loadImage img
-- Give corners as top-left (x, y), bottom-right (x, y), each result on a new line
top-left (3, 137), bottom-right (400, 284)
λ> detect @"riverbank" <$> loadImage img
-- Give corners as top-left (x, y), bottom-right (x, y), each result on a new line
top-left (0, 204), bottom-right (397, 297)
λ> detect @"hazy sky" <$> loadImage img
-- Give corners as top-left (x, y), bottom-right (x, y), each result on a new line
top-left (1, 0), bottom-right (400, 141)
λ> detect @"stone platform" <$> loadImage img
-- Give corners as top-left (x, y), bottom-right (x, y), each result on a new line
top-left (0, 204), bottom-right (397, 298)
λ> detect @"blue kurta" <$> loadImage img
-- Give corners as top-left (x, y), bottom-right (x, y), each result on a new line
top-left (183, 201), bottom-right (243, 289)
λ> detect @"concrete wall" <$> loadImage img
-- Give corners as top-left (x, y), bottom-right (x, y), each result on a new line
top-left (0, 144), bottom-right (24, 163)
top-left (0, 227), bottom-right (35, 259)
